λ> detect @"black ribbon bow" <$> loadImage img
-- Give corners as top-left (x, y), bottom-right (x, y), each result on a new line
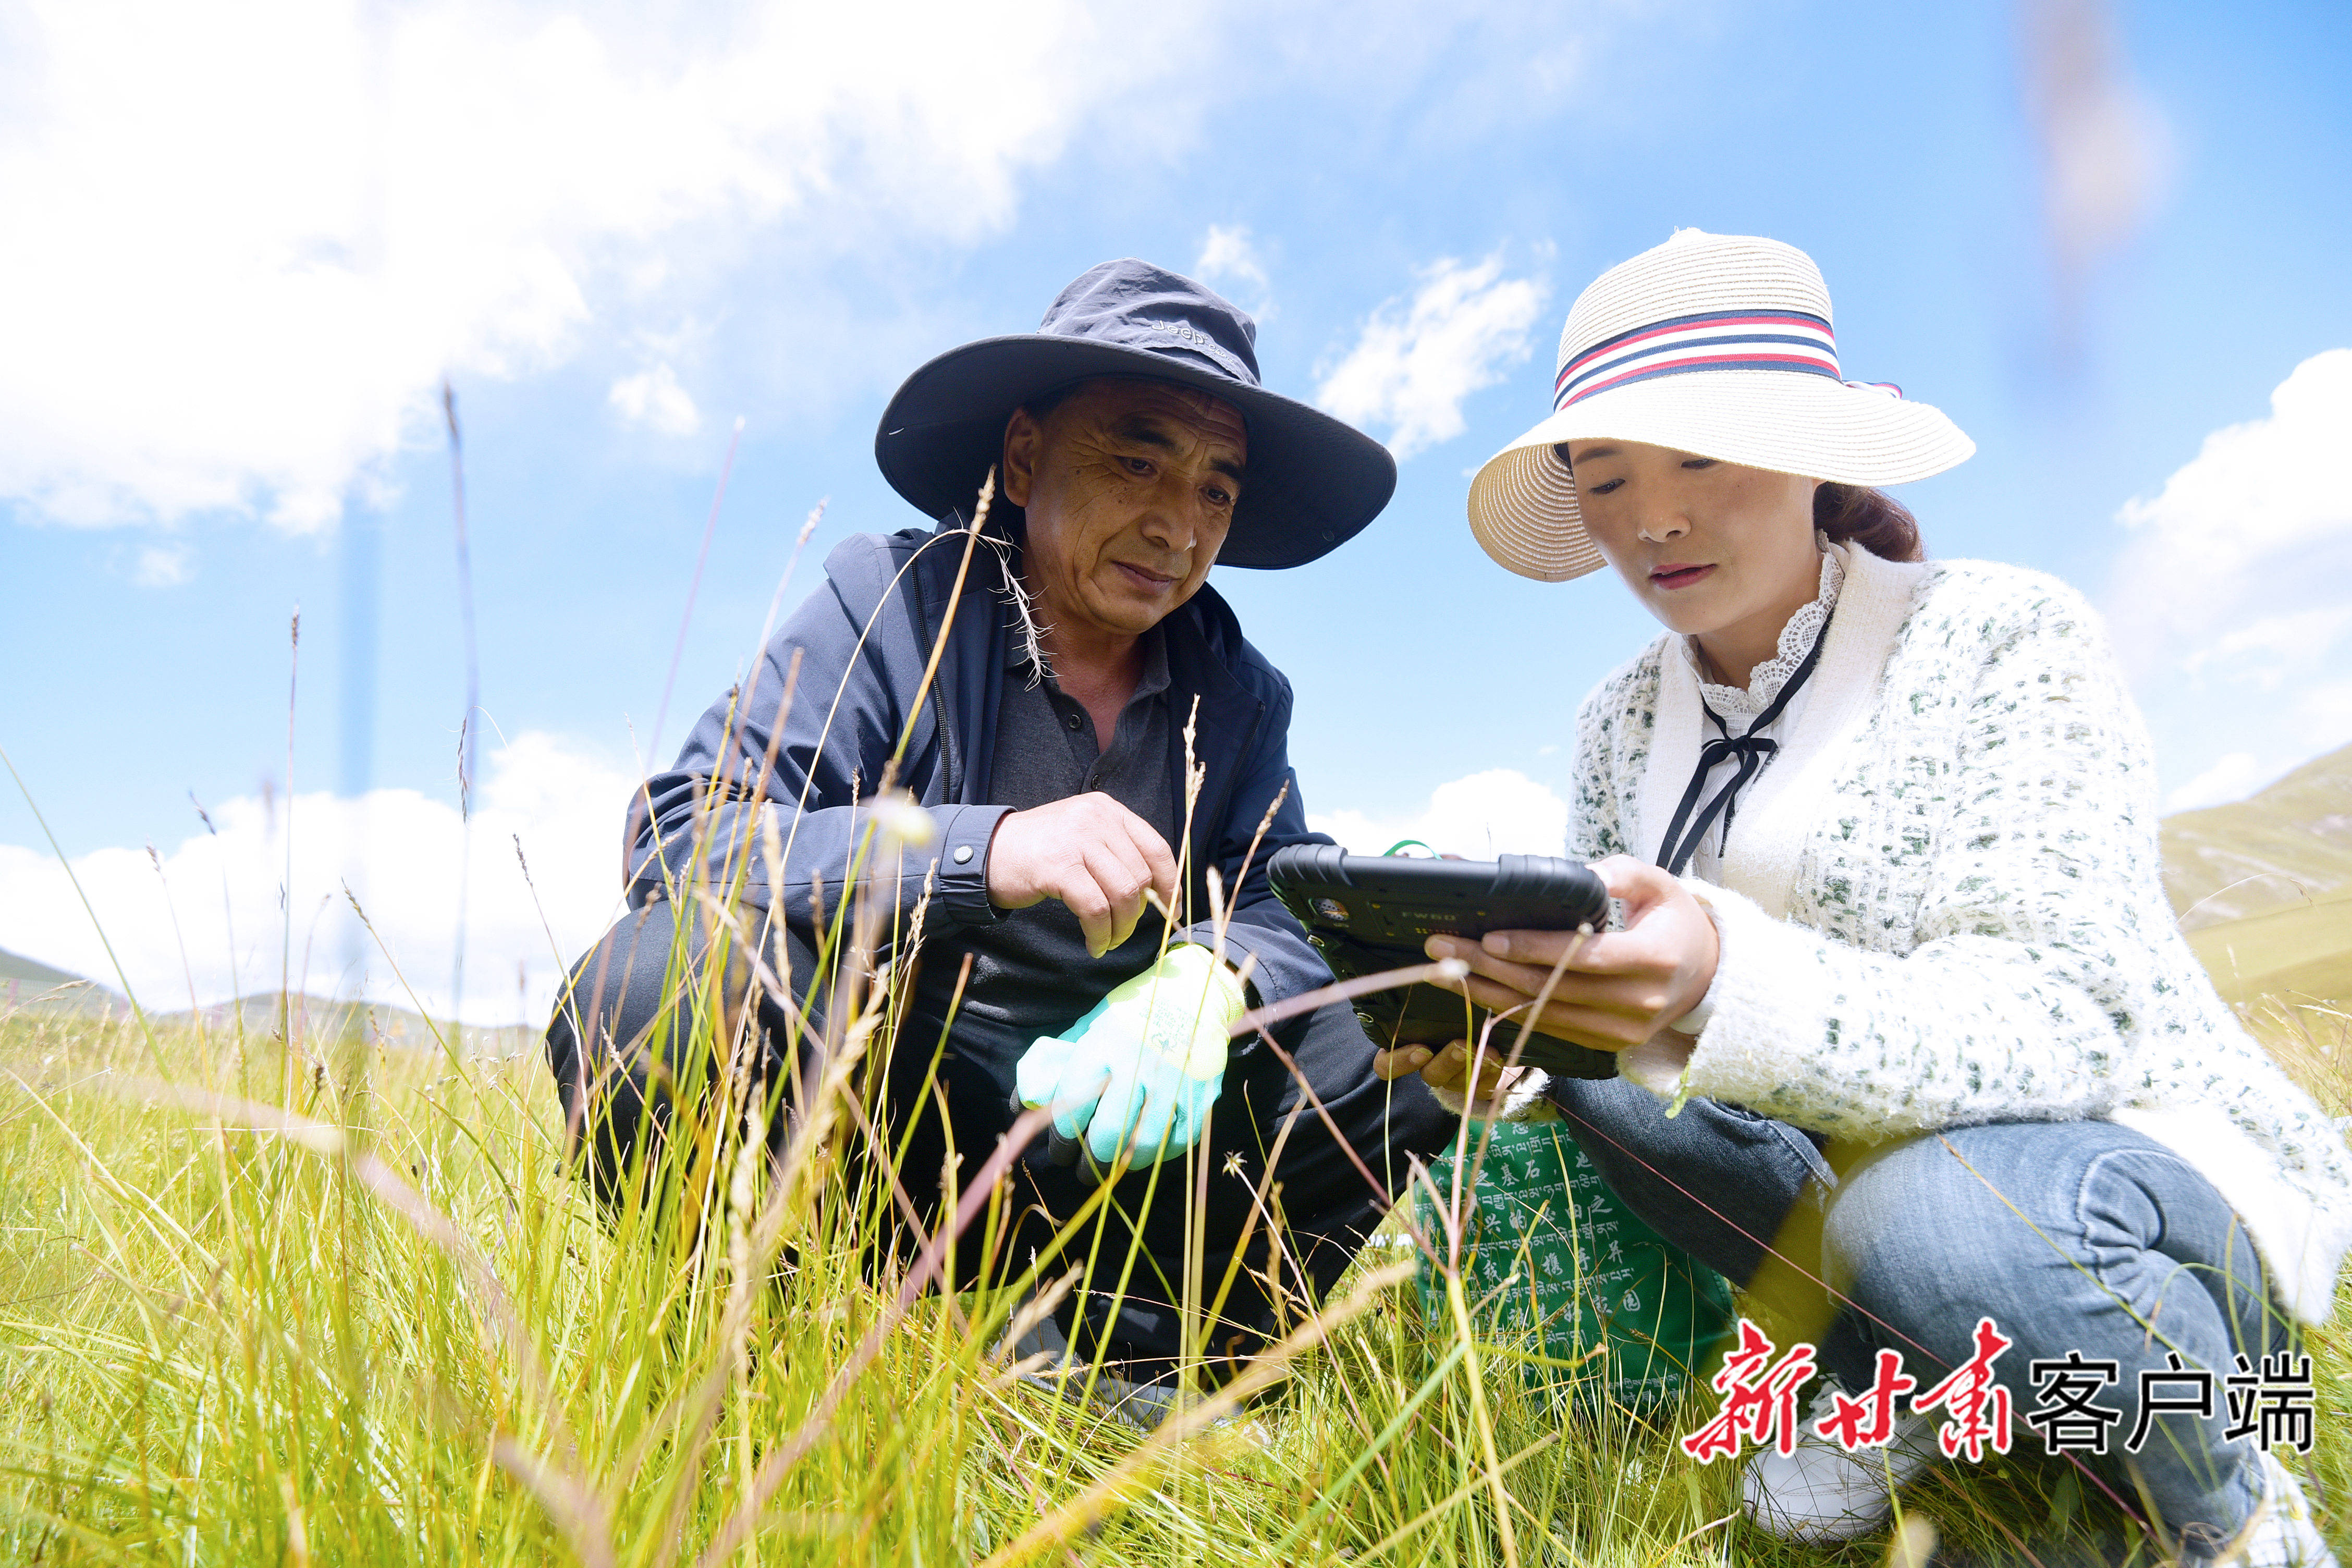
top-left (1655, 619), bottom-right (1831, 878)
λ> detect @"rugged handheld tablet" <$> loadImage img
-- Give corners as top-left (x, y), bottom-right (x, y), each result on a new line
top-left (1268, 844), bottom-right (1620, 1080)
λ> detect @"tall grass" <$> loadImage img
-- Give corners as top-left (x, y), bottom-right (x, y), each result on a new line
top-left (0, 996), bottom-right (1664, 1566)
top-left (6, 1000), bottom-right (2346, 1562)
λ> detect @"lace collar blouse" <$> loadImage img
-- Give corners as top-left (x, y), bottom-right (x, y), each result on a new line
top-left (1677, 545), bottom-right (1846, 880)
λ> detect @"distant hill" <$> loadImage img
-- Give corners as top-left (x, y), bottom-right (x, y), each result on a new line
top-left (0, 946), bottom-right (127, 1016)
top-left (1, 947), bottom-right (94, 988)
top-left (1, 950), bottom-right (535, 1052)
top-left (161, 994), bottom-right (535, 1055)
top-left (2185, 885), bottom-right (2352, 1006)
top-left (2162, 740), bottom-right (2352, 1006)
top-left (2163, 741), bottom-right (2352, 930)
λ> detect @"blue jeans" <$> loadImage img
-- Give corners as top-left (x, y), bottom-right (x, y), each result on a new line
top-left (1548, 1080), bottom-right (2284, 1553)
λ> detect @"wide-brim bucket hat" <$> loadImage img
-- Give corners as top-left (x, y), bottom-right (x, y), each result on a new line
top-left (877, 259), bottom-right (1395, 570)
top-left (1467, 230), bottom-right (1976, 582)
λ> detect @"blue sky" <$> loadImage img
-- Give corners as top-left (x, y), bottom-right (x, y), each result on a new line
top-left (4, 0), bottom-right (2347, 1021)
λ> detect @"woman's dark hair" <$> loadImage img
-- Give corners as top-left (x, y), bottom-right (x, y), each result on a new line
top-left (1551, 442), bottom-right (1926, 562)
top-left (1812, 483), bottom-right (1925, 562)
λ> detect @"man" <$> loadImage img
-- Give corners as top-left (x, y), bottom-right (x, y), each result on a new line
top-left (545, 259), bottom-right (1448, 1412)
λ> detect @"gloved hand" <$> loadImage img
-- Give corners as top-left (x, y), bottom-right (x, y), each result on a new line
top-left (1014, 944), bottom-right (1249, 1171)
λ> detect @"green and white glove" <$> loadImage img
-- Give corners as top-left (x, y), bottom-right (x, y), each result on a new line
top-left (1014, 944), bottom-right (1248, 1169)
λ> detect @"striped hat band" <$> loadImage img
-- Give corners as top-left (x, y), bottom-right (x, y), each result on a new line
top-left (1553, 307), bottom-right (1839, 412)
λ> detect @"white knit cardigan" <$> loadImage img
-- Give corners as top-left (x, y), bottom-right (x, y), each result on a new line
top-left (1520, 543), bottom-right (2351, 1325)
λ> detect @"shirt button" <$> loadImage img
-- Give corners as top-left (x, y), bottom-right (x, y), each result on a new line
top-left (952, 844), bottom-right (974, 865)
top-left (1063, 713), bottom-right (1082, 731)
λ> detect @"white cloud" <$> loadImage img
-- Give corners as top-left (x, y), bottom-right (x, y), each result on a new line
top-left (132, 542), bottom-right (191, 587)
top-left (1314, 254), bottom-right (1548, 459)
top-left (2110, 350), bottom-right (2352, 667)
top-left (0, 732), bottom-right (636, 1025)
top-left (2164, 751), bottom-right (2264, 813)
top-left (2289, 678), bottom-right (2352, 762)
top-left (1308, 768), bottom-right (1568, 860)
top-left (1195, 223), bottom-right (1272, 316)
top-left (0, 0), bottom-right (1223, 531)
top-left (609, 363), bottom-right (702, 436)
top-left (2106, 350), bottom-right (2352, 798)
top-left (2176, 605), bottom-right (2352, 692)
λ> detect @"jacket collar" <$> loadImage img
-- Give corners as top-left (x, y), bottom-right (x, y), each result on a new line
top-left (1156, 591), bottom-right (1267, 920)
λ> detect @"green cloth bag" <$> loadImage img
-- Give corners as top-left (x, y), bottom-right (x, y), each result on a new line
top-left (1417, 1117), bottom-right (1734, 1415)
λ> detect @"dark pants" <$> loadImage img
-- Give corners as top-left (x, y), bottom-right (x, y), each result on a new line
top-left (545, 897), bottom-right (1455, 1377)
top-left (1548, 1079), bottom-right (2282, 1551)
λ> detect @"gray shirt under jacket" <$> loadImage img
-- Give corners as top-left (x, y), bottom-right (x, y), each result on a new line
top-left (915, 627), bottom-right (1181, 1060)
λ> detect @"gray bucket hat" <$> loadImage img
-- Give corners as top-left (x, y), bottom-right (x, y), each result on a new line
top-left (875, 259), bottom-right (1395, 569)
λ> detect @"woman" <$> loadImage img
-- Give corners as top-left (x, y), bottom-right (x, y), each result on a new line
top-left (1376, 229), bottom-right (2347, 1564)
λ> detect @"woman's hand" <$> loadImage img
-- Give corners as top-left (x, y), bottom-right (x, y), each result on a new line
top-left (1371, 1038), bottom-right (1526, 1102)
top-left (1424, 855), bottom-right (1720, 1054)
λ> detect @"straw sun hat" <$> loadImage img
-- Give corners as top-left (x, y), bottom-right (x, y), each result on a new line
top-left (1466, 229), bottom-right (1975, 582)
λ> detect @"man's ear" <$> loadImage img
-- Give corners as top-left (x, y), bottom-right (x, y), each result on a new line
top-left (1001, 407), bottom-right (1041, 509)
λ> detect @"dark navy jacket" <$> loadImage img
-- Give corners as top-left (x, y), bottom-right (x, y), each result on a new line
top-left (626, 517), bottom-right (1338, 1013)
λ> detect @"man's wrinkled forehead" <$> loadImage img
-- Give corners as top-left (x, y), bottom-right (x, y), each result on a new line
top-left (1072, 377), bottom-right (1248, 464)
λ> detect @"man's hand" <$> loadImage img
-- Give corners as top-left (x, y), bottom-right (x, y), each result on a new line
top-left (1418, 855), bottom-right (1719, 1053)
top-left (1014, 944), bottom-right (1247, 1168)
top-left (985, 793), bottom-right (1181, 957)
